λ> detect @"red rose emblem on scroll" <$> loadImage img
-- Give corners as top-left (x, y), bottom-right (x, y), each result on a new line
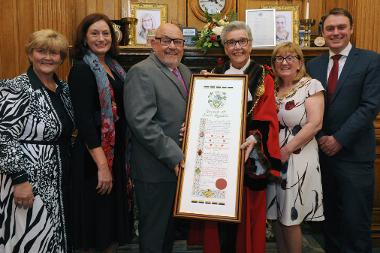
top-left (285, 100), bottom-right (296, 110)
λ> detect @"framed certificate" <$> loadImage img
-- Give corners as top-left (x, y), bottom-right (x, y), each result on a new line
top-left (173, 74), bottom-right (248, 222)
top-left (246, 9), bottom-right (276, 47)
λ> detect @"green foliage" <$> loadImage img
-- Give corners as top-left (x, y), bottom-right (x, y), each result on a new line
top-left (194, 9), bottom-right (237, 52)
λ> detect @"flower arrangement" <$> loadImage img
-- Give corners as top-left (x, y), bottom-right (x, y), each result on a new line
top-left (195, 10), bottom-right (237, 52)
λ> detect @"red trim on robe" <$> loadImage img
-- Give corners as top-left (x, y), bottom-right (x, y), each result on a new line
top-left (187, 67), bottom-right (280, 253)
top-left (252, 74), bottom-right (281, 176)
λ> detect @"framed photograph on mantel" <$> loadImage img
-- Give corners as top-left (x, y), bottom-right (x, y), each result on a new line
top-left (173, 74), bottom-right (248, 222)
top-left (131, 3), bottom-right (168, 45)
top-left (262, 5), bottom-right (300, 45)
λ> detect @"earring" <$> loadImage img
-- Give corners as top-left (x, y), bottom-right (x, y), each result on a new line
top-left (83, 41), bottom-right (87, 47)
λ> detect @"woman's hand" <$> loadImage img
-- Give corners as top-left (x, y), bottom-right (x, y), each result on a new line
top-left (97, 164), bottom-right (113, 195)
top-left (14, 181), bottom-right (34, 209)
top-left (280, 146), bottom-right (291, 164)
top-left (241, 135), bottom-right (257, 162)
top-left (87, 146), bottom-right (113, 195)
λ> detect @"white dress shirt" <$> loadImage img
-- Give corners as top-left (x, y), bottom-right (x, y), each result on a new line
top-left (327, 42), bottom-right (352, 80)
top-left (225, 60), bottom-right (253, 101)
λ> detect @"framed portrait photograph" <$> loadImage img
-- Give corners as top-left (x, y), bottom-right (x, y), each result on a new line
top-left (262, 5), bottom-right (300, 45)
top-left (246, 9), bottom-right (276, 47)
top-left (182, 27), bottom-right (197, 47)
top-left (173, 74), bottom-right (248, 222)
top-left (131, 3), bottom-right (168, 45)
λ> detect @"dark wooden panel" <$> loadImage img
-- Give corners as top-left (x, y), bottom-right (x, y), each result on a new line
top-left (117, 46), bottom-right (329, 73)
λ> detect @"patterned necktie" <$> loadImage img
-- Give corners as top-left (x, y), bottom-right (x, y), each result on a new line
top-left (327, 54), bottom-right (342, 102)
top-left (172, 68), bottom-right (188, 96)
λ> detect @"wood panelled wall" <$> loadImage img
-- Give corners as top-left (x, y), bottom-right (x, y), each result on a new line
top-left (0, 0), bottom-right (380, 244)
top-left (0, 0), bottom-right (379, 79)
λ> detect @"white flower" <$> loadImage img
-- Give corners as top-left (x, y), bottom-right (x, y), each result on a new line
top-left (212, 26), bottom-right (223, 36)
top-left (218, 19), bottom-right (227, 26)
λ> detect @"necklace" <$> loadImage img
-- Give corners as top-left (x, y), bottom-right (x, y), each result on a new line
top-left (247, 66), bottom-right (266, 116)
top-left (44, 81), bottom-right (57, 92)
top-left (42, 80), bottom-right (57, 92)
top-left (276, 78), bottom-right (311, 102)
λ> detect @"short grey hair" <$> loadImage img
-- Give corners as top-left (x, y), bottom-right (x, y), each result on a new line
top-left (221, 21), bottom-right (253, 44)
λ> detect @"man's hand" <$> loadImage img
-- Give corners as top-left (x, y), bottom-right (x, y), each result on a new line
top-left (319, 135), bottom-right (342, 156)
top-left (14, 181), bottom-right (34, 209)
top-left (179, 122), bottom-right (185, 142)
top-left (200, 70), bottom-right (211, 75)
top-left (174, 160), bottom-right (185, 176)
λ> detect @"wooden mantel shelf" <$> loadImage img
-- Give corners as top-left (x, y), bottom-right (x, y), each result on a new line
top-left (118, 45), bottom-right (328, 56)
top-left (117, 46), bottom-right (329, 73)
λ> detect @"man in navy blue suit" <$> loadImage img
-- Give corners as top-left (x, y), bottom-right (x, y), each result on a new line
top-left (307, 8), bottom-right (380, 253)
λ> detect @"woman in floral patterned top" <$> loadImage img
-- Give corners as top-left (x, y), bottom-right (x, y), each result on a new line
top-left (267, 42), bottom-right (325, 253)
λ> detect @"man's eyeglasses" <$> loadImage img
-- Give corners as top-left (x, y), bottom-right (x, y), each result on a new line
top-left (273, 55), bottom-right (300, 63)
top-left (224, 38), bottom-right (250, 48)
top-left (155, 37), bottom-right (184, 47)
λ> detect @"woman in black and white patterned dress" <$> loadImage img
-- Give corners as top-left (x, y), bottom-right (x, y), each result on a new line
top-left (0, 29), bottom-right (73, 252)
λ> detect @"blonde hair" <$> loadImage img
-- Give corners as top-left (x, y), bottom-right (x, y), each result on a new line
top-left (271, 42), bottom-right (309, 85)
top-left (25, 29), bottom-right (69, 61)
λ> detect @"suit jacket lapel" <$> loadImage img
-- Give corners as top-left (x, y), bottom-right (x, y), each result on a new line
top-left (331, 48), bottom-right (358, 103)
top-left (149, 54), bottom-right (187, 100)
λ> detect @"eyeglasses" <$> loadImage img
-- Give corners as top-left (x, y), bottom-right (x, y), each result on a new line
top-left (34, 48), bottom-right (60, 57)
top-left (224, 38), bottom-right (250, 48)
top-left (155, 37), bottom-right (184, 47)
top-left (273, 55), bottom-right (300, 63)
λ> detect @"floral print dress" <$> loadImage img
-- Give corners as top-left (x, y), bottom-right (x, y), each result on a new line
top-left (267, 77), bottom-right (325, 226)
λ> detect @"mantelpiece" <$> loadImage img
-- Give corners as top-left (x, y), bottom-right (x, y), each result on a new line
top-left (116, 46), bottom-right (329, 73)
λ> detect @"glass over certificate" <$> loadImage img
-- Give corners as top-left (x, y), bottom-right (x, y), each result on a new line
top-left (174, 74), bottom-right (248, 222)
top-left (246, 9), bottom-right (276, 47)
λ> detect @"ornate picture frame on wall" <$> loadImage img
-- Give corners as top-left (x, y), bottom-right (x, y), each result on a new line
top-left (262, 5), bottom-right (299, 45)
top-left (131, 3), bottom-right (168, 45)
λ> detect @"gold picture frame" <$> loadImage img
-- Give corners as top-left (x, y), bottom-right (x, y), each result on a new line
top-left (131, 3), bottom-right (168, 45)
top-left (173, 74), bottom-right (248, 222)
top-left (262, 5), bottom-right (299, 45)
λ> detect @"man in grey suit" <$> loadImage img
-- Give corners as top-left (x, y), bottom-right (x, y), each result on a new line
top-left (124, 23), bottom-right (191, 253)
top-left (307, 8), bottom-right (380, 253)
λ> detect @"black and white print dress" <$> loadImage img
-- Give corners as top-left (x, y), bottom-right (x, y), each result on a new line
top-left (0, 67), bottom-right (74, 252)
top-left (267, 78), bottom-right (325, 226)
